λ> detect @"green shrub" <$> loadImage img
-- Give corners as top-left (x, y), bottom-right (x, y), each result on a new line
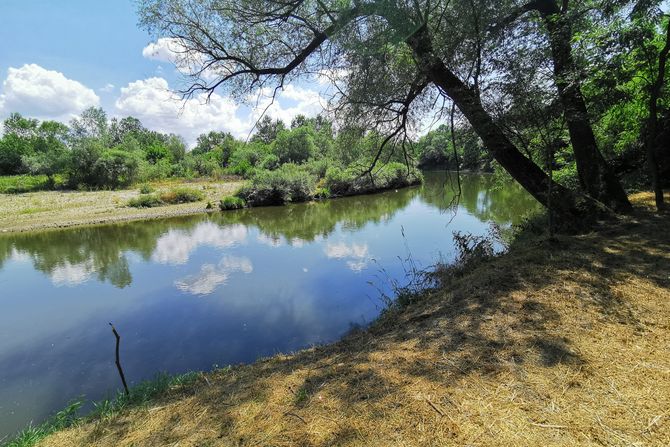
top-left (138, 183), bottom-right (155, 194)
top-left (159, 187), bottom-right (205, 204)
top-left (236, 164), bottom-right (315, 206)
top-left (323, 163), bottom-right (422, 197)
top-left (323, 166), bottom-right (353, 196)
top-left (219, 196), bottom-right (246, 210)
top-left (127, 194), bottom-right (163, 208)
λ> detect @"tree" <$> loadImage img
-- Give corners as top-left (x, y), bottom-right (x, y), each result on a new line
top-left (22, 146), bottom-right (70, 187)
top-left (251, 116), bottom-right (286, 144)
top-left (273, 126), bottom-right (316, 164)
top-left (489, 0), bottom-right (633, 212)
top-left (138, 0), bottom-right (584, 218)
top-left (70, 107), bottom-right (109, 142)
top-left (645, 15), bottom-right (670, 210)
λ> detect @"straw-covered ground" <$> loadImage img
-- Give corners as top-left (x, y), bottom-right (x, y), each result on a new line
top-left (38, 193), bottom-right (670, 447)
top-left (0, 179), bottom-right (243, 233)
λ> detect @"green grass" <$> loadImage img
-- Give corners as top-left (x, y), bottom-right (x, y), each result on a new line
top-left (127, 194), bottom-right (163, 208)
top-left (127, 187), bottom-right (205, 208)
top-left (2, 401), bottom-right (82, 447)
top-left (0, 175), bottom-right (64, 194)
top-left (1, 372), bottom-right (202, 447)
top-left (219, 196), bottom-right (246, 210)
top-left (159, 187), bottom-right (205, 204)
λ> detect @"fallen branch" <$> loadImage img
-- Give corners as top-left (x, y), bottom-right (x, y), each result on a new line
top-left (426, 398), bottom-right (445, 417)
top-left (531, 422), bottom-right (567, 429)
top-left (109, 322), bottom-right (130, 395)
top-left (284, 411), bottom-right (307, 424)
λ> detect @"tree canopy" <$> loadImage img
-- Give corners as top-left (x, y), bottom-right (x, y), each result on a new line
top-left (136, 0), bottom-right (670, 214)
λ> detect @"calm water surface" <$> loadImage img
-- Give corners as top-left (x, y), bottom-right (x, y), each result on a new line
top-left (0, 172), bottom-right (538, 438)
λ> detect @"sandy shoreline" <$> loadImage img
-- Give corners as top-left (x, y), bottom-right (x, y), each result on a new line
top-left (0, 180), bottom-right (243, 234)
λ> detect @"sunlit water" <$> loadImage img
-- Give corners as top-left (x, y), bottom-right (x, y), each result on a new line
top-left (0, 172), bottom-right (538, 438)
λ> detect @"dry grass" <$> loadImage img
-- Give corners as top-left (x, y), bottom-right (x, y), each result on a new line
top-left (40, 193), bottom-right (670, 447)
top-left (0, 179), bottom-right (243, 233)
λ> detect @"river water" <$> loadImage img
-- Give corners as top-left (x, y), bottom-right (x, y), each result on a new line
top-left (0, 172), bottom-right (538, 438)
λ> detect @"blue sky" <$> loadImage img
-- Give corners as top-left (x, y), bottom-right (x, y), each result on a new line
top-left (0, 0), bottom-right (326, 145)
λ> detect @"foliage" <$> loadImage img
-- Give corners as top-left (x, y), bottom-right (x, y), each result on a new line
top-left (127, 187), bottom-right (204, 207)
top-left (127, 194), bottom-right (164, 208)
top-left (2, 401), bottom-right (82, 447)
top-left (2, 372), bottom-right (202, 447)
top-left (236, 164), bottom-right (315, 206)
top-left (272, 126), bottom-right (316, 164)
top-left (139, 183), bottom-right (155, 194)
top-left (0, 175), bottom-right (63, 194)
top-left (219, 196), bottom-right (246, 210)
top-left (159, 187), bottom-right (205, 204)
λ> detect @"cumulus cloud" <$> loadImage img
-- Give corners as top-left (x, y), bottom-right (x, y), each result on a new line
top-left (248, 85), bottom-right (327, 126)
top-left (142, 38), bottom-right (182, 63)
top-left (0, 64), bottom-right (99, 121)
top-left (175, 256), bottom-right (253, 296)
top-left (115, 77), bottom-right (249, 144)
top-left (152, 222), bottom-right (248, 265)
top-left (324, 242), bottom-right (371, 273)
top-left (50, 260), bottom-right (96, 287)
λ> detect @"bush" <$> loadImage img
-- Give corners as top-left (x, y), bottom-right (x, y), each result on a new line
top-left (227, 143), bottom-right (268, 177)
top-left (139, 183), bottom-right (155, 194)
top-left (236, 164), bottom-right (315, 206)
top-left (128, 187), bottom-right (204, 208)
top-left (127, 194), bottom-right (163, 208)
top-left (219, 196), bottom-right (246, 210)
top-left (272, 126), bottom-right (315, 164)
top-left (323, 166), bottom-right (353, 196)
top-left (323, 163), bottom-right (422, 197)
top-left (159, 187), bottom-right (205, 204)
top-left (93, 149), bottom-right (140, 188)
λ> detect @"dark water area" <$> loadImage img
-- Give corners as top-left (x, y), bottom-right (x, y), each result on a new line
top-left (0, 172), bottom-right (538, 438)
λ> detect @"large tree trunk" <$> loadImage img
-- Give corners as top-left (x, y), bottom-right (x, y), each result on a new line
top-left (406, 25), bottom-right (579, 219)
top-left (645, 16), bottom-right (670, 211)
top-left (535, 0), bottom-right (633, 213)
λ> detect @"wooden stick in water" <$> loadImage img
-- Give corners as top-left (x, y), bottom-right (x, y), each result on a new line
top-left (109, 322), bottom-right (130, 395)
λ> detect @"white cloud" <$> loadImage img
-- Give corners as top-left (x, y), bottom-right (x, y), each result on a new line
top-left (115, 77), bottom-right (249, 144)
top-left (152, 222), bottom-right (248, 265)
top-left (248, 85), bottom-right (326, 126)
top-left (324, 242), bottom-right (371, 273)
top-left (175, 255), bottom-right (253, 296)
top-left (115, 76), bottom-right (328, 146)
top-left (142, 38), bottom-right (183, 63)
top-left (0, 64), bottom-right (99, 121)
top-left (50, 260), bottom-right (96, 287)
top-left (142, 38), bottom-right (218, 80)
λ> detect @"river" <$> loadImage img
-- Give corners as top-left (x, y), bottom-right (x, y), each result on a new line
top-left (0, 172), bottom-right (539, 438)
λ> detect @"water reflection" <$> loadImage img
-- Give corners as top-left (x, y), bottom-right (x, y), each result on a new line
top-left (0, 172), bottom-right (539, 438)
top-left (175, 256), bottom-right (254, 296)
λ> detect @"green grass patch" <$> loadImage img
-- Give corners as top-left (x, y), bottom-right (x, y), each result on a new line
top-left (159, 187), bottom-right (205, 204)
top-left (0, 175), bottom-right (64, 194)
top-left (219, 196), bottom-right (246, 210)
top-left (1, 372), bottom-right (202, 447)
top-left (127, 187), bottom-right (205, 208)
top-left (2, 400), bottom-right (82, 447)
top-left (127, 194), bottom-right (163, 208)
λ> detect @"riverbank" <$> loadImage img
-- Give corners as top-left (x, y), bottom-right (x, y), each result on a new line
top-left (0, 179), bottom-right (244, 233)
top-left (15, 192), bottom-right (670, 446)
